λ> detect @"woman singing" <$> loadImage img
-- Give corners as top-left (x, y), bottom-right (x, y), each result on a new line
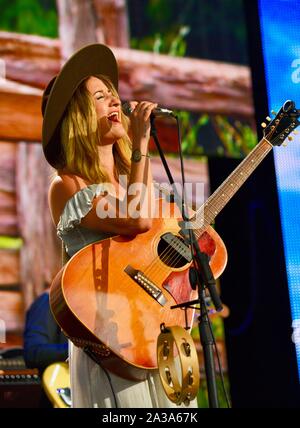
top-left (41, 43), bottom-right (197, 408)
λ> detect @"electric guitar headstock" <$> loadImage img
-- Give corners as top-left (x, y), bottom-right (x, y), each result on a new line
top-left (262, 100), bottom-right (300, 146)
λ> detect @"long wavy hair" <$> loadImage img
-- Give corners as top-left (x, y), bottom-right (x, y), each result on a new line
top-left (59, 74), bottom-right (131, 183)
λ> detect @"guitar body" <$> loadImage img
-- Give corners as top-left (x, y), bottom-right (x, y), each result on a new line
top-left (42, 362), bottom-right (71, 408)
top-left (50, 200), bottom-right (227, 381)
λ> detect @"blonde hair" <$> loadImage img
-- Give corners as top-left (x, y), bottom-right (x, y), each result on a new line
top-left (59, 74), bottom-right (131, 183)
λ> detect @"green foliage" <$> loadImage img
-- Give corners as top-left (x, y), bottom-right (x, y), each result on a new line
top-left (192, 317), bottom-right (230, 408)
top-left (0, 236), bottom-right (23, 250)
top-left (174, 111), bottom-right (257, 158)
top-left (129, 0), bottom-right (248, 65)
top-left (0, 0), bottom-right (58, 38)
top-left (131, 24), bottom-right (190, 57)
top-left (197, 374), bottom-right (231, 408)
top-left (168, 26), bottom-right (190, 57)
top-left (191, 311), bottom-right (225, 343)
top-left (176, 111), bottom-right (209, 156)
top-left (130, 0), bottom-right (191, 56)
top-left (212, 115), bottom-right (257, 157)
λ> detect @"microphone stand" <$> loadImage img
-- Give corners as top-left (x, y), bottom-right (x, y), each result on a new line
top-left (187, 229), bottom-right (221, 408)
top-left (150, 115), bottom-right (222, 408)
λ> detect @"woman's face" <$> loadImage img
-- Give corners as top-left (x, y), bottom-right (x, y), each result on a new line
top-left (86, 76), bottom-right (126, 145)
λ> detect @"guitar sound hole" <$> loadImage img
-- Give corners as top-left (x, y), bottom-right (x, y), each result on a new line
top-left (157, 235), bottom-right (189, 268)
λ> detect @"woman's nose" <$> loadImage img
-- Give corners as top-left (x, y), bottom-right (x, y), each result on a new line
top-left (110, 95), bottom-right (120, 107)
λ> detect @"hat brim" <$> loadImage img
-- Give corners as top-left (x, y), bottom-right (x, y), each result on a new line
top-left (42, 43), bottom-right (118, 167)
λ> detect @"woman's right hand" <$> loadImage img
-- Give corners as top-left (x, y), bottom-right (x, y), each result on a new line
top-left (128, 101), bottom-right (158, 150)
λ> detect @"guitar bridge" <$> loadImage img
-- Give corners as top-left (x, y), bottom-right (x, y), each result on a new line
top-left (124, 265), bottom-right (167, 306)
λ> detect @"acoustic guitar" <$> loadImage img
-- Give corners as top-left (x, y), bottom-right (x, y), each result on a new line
top-left (50, 100), bottom-right (300, 381)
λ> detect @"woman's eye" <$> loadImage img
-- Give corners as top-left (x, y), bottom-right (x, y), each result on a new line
top-left (96, 95), bottom-right (105, 101)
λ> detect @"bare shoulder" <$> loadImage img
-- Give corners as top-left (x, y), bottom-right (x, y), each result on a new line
top-left (48, 173), bottom-right (87, 196)
top-left (48, 173), bottom-right (89, 226)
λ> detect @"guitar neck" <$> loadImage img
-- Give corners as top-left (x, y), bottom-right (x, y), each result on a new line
top-left (192, 137), bottom-right (273, 235)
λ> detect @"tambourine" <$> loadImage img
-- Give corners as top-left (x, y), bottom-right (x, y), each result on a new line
top-left (157, 323), bottom-right (200, 405)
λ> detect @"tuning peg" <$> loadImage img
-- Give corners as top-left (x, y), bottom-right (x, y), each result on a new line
top-left (293, 130), bottom-right (299, 135)
top-left (271, 110), bottom-right (277, 116)
top-left (283, 142), bottom-right (288, 147)
top-left (288, 136), bottom-right (293, 141)
top-left (266, 116), bottom-right (272, 121)
top-left (261, 122), bottom-right (267, 128)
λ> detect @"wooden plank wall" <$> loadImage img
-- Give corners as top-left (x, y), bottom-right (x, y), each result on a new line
top-left (0, 140), bottom-right (62, 347)
top-left (0, 142), bottom-right (21, 345)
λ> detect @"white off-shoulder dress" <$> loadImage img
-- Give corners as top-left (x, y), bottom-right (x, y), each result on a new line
top-left (57, 184), bottom-right (198, 408)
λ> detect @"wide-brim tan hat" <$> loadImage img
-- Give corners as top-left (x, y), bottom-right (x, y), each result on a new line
top-left (42, 43), bottom-right (118, 168)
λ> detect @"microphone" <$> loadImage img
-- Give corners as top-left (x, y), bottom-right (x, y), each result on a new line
top-left (122, 101), bottom-right (175, 118)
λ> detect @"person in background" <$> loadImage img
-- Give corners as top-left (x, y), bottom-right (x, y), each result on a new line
top-left (23, 289), bottom-right (68, 407)
top-left (24, 291), bottom-right (68, 374)
top-left (23, 289), bottom-right (68, 373)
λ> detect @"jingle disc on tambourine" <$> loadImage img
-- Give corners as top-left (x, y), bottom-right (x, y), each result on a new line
top-left (157, 323), bottom-right (200, 405)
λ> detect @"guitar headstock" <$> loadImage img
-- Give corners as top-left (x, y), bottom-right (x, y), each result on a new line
top-left (262, 100), bottom-right (300, 146)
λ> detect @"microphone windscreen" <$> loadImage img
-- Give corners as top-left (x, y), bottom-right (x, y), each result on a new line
top-left (122, 102), bottom-right (132, 117)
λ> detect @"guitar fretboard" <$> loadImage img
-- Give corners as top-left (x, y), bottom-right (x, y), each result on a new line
top-left (192, 138), bottom-right (273, 237)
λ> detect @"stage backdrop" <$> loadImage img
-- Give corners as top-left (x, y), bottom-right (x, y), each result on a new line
top-left (257, 0), bottom-right (300, 380)
top-left (0, 0), bottom-right (254, 409)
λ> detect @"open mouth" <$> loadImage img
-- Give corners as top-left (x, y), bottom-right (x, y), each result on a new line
top-left (107, 112), bottom-right (120, 123)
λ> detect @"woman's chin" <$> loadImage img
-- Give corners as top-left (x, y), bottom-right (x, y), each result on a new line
top-left (99, 130), bottom-right (127, 146)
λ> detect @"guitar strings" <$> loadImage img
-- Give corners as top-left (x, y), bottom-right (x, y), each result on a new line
top-left (139, 210), bottom-right (218, 285)
top-left (145, 129), bottom-right (285, 287)
top-left (140, 191), bottom-right (218, 279)
top-left (141, 223), bottom-right (207, 284)
top-left (126, 128), bottom-right (285, 297)
top-left (135, 133), bottom-right (278, 285)
top-left (140, 137), bottom-right (275, 283)
top-left (141, 178), bottom-right (241, 283)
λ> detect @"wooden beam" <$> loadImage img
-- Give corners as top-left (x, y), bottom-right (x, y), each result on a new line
top-left (0, 188), bottom-right (18, 236)
top-left (0, 332), bottom-right (23, 348)
top-left (0, 142), bottom-right (18, 235)
top-left (56, 0), bottom-right (98, 62)
top-left (0, 84), bottom-right (202, 152)
top-left (0, 141), bottom-right (16, 192)
top-left (0, 30), bottom-right (60, 89)
top-left (0, 290), bottom-right (24, 332)
top-left (0, 209), bottom-right (18, 236)
top-left (93, 0), bottom-right (130, 47)
top-left (16, 143), bottom-right (62, 309)
top-left (0, 31), bottom-right (254, 117)
top-left (0, 249), bottom-right (19, 286)
top-left (113, 46), bottom-right (253, 117)
top-left (0, 79), bottom-right (42, 141)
